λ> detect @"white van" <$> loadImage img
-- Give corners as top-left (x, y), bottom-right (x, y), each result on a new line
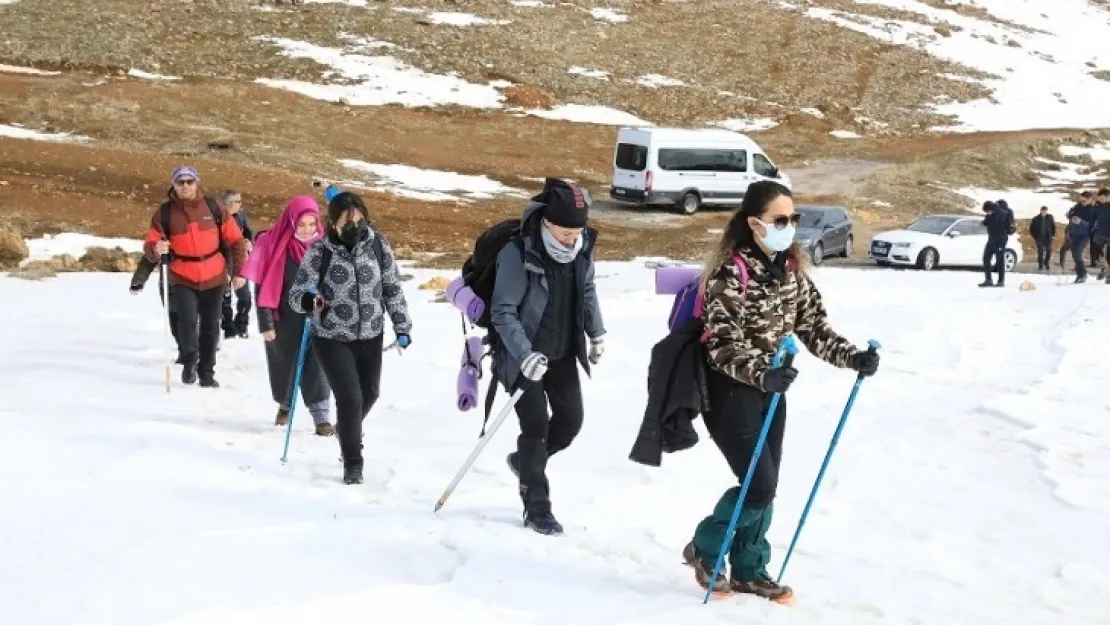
top-left (608, 126), bottom-right (792, 215)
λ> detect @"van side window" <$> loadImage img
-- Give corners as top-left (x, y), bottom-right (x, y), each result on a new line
top-left (658, 149), bottom-right (746, 172)
top-left (753, 153), bottom-right (777, 177)
top-left (615, 143), bottom-right (648, 171)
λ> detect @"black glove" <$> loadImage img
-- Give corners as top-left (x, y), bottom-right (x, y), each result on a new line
top-left (762, 366), bottom-right (798, 394)
top-left (850, 350), bottom-right (880, 377)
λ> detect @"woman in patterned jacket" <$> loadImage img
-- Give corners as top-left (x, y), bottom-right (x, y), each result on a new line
top-left (287, 191), bottom-right (412, 485)
top-left (681, 181), bottom-right (880, 605)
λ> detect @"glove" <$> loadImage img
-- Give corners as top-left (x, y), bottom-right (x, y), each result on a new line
top-left (521, 352), bottom-right (548, 381)
top-left (396, 334), bottom-right (411, 349)
top-left (850, 349), bottom-right (880, 377)
top-left (588, 337), bottom-right (604, 365)
top-left (762, 366), bottom-right (799, 394)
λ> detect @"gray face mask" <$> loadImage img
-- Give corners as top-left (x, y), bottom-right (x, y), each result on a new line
top-left (540, 221), bottom-right (583, 264)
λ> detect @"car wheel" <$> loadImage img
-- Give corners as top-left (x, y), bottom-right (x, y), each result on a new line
top-left (1004, 249), bottom-right (1017, 272)
top-left (677, 192), bottom-right (700, 215)
top-left (843, 235), bottom-right (853, 258)
top-left (811, 242), bottom-right (824, 265)
top-left (917, 247), bottom-right (938, 270)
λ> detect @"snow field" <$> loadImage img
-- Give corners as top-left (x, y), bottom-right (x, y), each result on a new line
top-left (0, 262), bottom-right (1107, 625)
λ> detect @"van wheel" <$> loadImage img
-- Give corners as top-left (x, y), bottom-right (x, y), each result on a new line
top-left (677, 192), bottom-right (701, 215)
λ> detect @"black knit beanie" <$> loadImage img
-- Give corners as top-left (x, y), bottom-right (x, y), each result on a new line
top-left (539, 180), bottom-right (589, 228)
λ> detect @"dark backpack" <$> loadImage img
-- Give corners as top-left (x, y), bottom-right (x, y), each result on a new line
top-left (460, 219), bottom-right (525, 329)
top-left (160, 196), bottom-right (230, 265)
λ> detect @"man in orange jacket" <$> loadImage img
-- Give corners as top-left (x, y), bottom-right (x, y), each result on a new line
top-left (143, 166), bottom-right (250, 387)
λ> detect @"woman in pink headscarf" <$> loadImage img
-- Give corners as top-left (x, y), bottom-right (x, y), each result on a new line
top-left (241, 195), bottom-right (334, 435)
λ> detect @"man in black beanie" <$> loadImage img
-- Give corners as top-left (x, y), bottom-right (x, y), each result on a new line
top-left (488, 178), bottom-right (606, 536)
top-left (980, 200), bottom-right (1013, 287)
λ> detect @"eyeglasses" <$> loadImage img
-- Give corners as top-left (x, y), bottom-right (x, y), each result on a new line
top-left (174, 179), bottom-right (197, 186)
top-left (762, 214), bottom-right (802, 229)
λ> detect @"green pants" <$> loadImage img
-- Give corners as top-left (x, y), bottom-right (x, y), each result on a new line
top-left (691, 486), bottom-right (773, 582)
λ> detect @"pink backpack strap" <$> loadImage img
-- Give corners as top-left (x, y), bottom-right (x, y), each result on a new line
top-left (731, 253), bottom-right (750, 291)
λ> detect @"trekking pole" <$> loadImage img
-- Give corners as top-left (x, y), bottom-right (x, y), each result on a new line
top-left (775, 339), bottom-right (881, 584)
top-left (703, 334), bottom-right (799, 604)
top-left (280, 317), bottom-right (313, 463)
top-left (434, 386), bottom-right (526, 513)
top-left (160, 248), bottom-right (172, 394)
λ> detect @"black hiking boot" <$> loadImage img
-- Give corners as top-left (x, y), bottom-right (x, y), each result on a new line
top-left (729, 577), bottom-right (795, 605)
top-left (182, 365), bottom-right (198, 385)
top-left (199, 376), bottom-right (219, 388)
top-left (343, 463), bottom-right (364, 485)
top-left (681, 541), bottom-right (731, 596)
top-left (978, 280), bottom-right (994, 288)
top-left (506, 452), bottom-right (520, 478)
top-left (523, 509), bottom-right (563, 536)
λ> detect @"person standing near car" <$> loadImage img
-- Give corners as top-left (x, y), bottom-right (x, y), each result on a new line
top-left (1029, 206), bottom-right (1056, 272)
top-left (980, 200), bottom-right (1013, 288)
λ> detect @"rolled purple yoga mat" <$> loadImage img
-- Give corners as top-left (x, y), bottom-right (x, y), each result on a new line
top-left (457, 364), bottom-right (480, 411)
top-left (655, 266), bottom-right (701, 294)
top-left (462, 336), bottom-right (484, 366)
top-left (445, 276), bottom-right (485, 324)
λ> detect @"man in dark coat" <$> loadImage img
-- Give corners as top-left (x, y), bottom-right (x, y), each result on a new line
top-left (1029, 206), bottom-right (1056, 272)
top-left (979, 200), bottom-right (1014, 287)
top-left (1093, 188), bottom-right (1110, 281)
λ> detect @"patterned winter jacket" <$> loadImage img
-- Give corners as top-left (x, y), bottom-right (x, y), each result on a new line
top-left (703, 246), bottom-right (858, 390)
top-left (287, 230), bottom-right (412, 342)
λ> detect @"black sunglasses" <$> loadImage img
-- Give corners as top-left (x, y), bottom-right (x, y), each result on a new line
top-left (766, 214), bottom-right (802, 229)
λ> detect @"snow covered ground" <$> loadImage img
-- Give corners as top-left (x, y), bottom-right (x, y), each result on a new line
top-left (1, 262), bottom-right (1107, 625)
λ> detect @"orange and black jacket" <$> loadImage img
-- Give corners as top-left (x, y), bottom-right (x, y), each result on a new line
top-left (142, 190), bottom-right (249, 291)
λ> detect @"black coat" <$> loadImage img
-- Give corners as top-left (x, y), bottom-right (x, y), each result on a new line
top-left (628, 318), bottom-right (709, 467)
top-left (1030, 214), bottom-right (1056, 242)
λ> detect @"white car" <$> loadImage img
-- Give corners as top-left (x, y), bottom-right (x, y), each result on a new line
top-left (868, 214), bottom-right (1023, 271)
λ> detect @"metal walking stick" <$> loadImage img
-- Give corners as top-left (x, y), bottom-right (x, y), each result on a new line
top-left (703, 334), bottom-right (800, 604)
top-left (160, 249), bottom-right (172, 394)
top-left (280, 318), bottom-right (314, 463)
top-left (775, 339), bottom-right (881, 584)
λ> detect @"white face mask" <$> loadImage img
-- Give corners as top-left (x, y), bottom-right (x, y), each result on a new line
top-left (755, 219), bottom-right (795, 252)
top-left (294, 231), bottom-right (318, 243)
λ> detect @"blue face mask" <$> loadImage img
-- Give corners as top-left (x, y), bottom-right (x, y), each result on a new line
top-left (755, 219), bottom-right (796, 252)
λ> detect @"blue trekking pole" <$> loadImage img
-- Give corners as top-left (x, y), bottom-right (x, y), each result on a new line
top-left (280, 313), bottom-right (314, 463)
top-left (775, 339), bottom-right (881, 583)
top-left (703, 334), bottom-right (799, 604)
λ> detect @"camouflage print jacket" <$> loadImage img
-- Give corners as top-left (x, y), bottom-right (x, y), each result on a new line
top-left (703, 246), bottom-right (858, 390)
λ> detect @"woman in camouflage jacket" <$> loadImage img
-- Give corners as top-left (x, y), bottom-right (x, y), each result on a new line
top-left (681, 181), bottom-right (880, 605)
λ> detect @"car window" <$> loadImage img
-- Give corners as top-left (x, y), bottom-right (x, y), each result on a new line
top-left (908, 216), bottom-right (958, 235)
top-left (657, 148), bottom-right (747, 173)
top-left (796, 211), bottom-right (823, 228)
top-left (832, 209), bottom-right (848, 223)
top-left (954, 219), bottom-right (987, 236)
top-left (753, 153), bottom-right (777, 177)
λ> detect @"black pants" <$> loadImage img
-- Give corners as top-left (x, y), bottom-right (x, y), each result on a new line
top-left (513, 356), bottom-right (584, 514)
top-left (1072, 242), bottom-right (1087, 278)
top-left (1091, 239), bottom-right (1104, 267)
top-left (171, 283), bottom-right (225, 378)
top-left (982, 245), bottom-right (1005, 284)
top-left (265, 314), bottom-right (330, 409)
top-left (702, 368), bottom-right (787, 509)
top-left (222, 283), bottom-right (252, 335)
top-left (312, 334), bottom-right (383, 467)
top-left (1036, 240), bottom-right (1052, 270)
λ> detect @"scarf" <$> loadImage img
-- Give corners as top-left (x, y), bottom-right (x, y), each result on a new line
top-left (241, 195), bottom-right (323, 314)
top-left (540, 221), bottom-right (583, 264)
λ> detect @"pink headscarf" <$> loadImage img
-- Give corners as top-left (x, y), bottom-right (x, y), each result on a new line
top-left (241, 195), bottom-right (323, 313)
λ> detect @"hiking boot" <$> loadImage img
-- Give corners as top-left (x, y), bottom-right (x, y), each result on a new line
top-left (275, 408), bottom-right (289, 426)
top-left (506, 452), bottom-right (520, 478)
top-left (182, 365), bottom-right (197, 385)
top-left (1076, 275), bottom-right (1087, 283)
top-left (978, 280), bottom-right (994, 288)
top-left (224, 327), bottom-right (238, 340)
top-left (729, 577), bottom-right (794, 605)
top-left (315, 422), bottom-right (334, 436)
top-left (523, 509), bottom-right (563, 536)
top-left (199, 376), bottom-right (219, 388)
top-left (343, 463), bottom-right (364, 485)
top-left (682, 541), bottom-right (731, 595)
